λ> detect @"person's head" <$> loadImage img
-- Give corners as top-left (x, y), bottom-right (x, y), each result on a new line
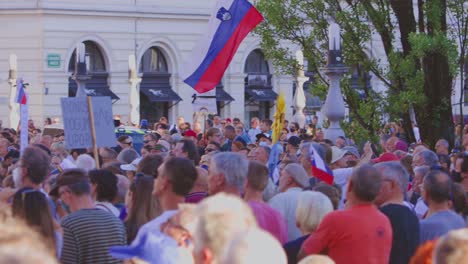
top-left (412, 166), bottom-right (430, 194)
top-left (0, 138), bottom-right (11, 157)
top-left (125, 175), bottom-right (160, 243)
top-left (0, 208), bottom-right (59, 264)
top-left (50, 141), bottom-right (68, 159)
top-left (299, 142), bottom-right (326, 173)
top-left (193, 194), bottom-right (257, 264)
top-left (298, 255), bottom-right (335, 264)
top-left (433, 228), bottom-right (468, 264)
top-left (221, 228), bottom-right (287, 264)
top-left (224, 125), bottom-right (236, 140)
top-left (260, 119), bottom-right (273, 133)
top-left (346, 164), bottom-right (383, 204)
top-left (279, 163), bottom-right (310, 192)
top-left (205, 141), bottom-right (221, 154)
top-left (208, 152), bottom-right (248, 195)
top-left (17, 146), bottom-right (51, 188)
top-left (213, 115), bottom-right (221, 126)
top-left (137, 154), bottom-right (164, 178)
top-left (312, 183), bottom-right (341, 210)
top-left (247, 146), bottom-right (270, 164)
top-left (117, 148), bottom-right (140, 165)
top-left (373, 162), bottom-right (410, 206)
top-left (99, 147), bottom-right (118, 165)
top-left (438, 154), bottom-right (451, 170)
top-left (335, 136), bottom-right (346, 149)
top-left (421, 170), bottom-right (453, 206)
top-left (250, 117), bottom-right (259, 128)
top-left (140, 145), bottom-right (152, 158)
top-left (50, 169), bottom-right (91, 212)
top-left (39, 135), bottom-right (53, 149)
top-left (245, 161), bottom-right (269, 194)
top-left (234, 125), bottom-right (244, 136)
top-left (153, 157), bottom-right (197, 198)
top-left (435, 139), bottom-right (449, 155)
top-left (75, 154), bottom-right (96, 172)
top-left (295, 191), bottom-right (333, 235)
top-left (412, 150), bottom-right (439, 169)
top-left (144, 133), bottom-right (159, 148)
top-left (12, 188), bottom-right (56, 254)
top-left (117, 135), bottom-right (133, 149)
top-left (172, 139), bottom-right (200, 165)
top-left (89, 169), bottom-right (118, 203)
top-left (330, 146), bottom-right (349, 169)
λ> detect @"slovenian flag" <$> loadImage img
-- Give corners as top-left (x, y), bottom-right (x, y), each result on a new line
top-left (309, 144), bottom-right (334, 185)
top-left (15, 79), bottom-right (27, 105)
top-left (182, 0), bottom-right (263, 93)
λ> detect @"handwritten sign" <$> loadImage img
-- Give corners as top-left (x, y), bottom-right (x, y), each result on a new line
top-left (61, 97), bottom-right (117, 149)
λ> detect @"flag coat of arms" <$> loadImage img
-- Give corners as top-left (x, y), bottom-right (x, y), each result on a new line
top-left (182, 0), bottom-right (263, 93)
top-left (16, 79), bottom-right (27, 105)
top-left (309, 144), bottom-right (334, 185)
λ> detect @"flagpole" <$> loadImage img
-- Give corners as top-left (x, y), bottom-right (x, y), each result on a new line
top-left (87, 96), bottom-right (100, 169)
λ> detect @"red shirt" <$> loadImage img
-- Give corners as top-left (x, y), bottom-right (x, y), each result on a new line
top-left (248, 201), bottom-right (288, 244)
top-left (302, 204), bottom-right (392, 264)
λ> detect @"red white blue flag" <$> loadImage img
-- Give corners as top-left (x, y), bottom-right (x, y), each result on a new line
top-left (309, 144), bottom-right (334, 185)
top-left (182, 0), bottom-right (263, 93)
top-left (15, 79), bottom-right (27, 105)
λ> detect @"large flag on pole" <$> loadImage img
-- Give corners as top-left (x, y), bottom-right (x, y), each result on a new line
top-left (309, 145), bottom-right (334, 185)
top-left (16, 79), bottom-right (28, 153)
top-left (182, 0), bottom-right (263, 93)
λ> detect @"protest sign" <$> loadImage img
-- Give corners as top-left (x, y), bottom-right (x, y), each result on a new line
top-left (61, 97), bottom-right (117, 149)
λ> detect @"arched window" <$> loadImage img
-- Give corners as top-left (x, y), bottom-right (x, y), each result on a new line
top-left (139, 47), bottom-right (169, 73)
top-left (68, 41), bottom-right (106, 73)
top-left (139, 47), bottom-right (181, 125)
top-left (350, 64), bottom-right (371, 99)
top-left (68, 41), bottom-right (118, 101)
top-left (244, 49), bottom-right (276, 121)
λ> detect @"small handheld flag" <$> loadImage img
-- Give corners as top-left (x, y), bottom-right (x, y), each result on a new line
top-left (309, 144), bottom-right (334, 185)
top-left (182, 0), bottom-right (264, 93)
top-left (15, 79), bottom-right (27, 105)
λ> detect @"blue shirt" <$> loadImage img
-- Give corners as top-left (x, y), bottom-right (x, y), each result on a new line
top-left (420, 210), bottom-right (465, 243)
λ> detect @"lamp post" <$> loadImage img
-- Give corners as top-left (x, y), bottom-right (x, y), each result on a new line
top-left (128, 54), bottom-right (142, 126)
top-left (293, 50), bottom-right (308, 128)
top-left (73, 42), bottom-right (91, 97)
top-left (321, 22), bottom-right (348, 143)
top-left (8, 54), bottom-right (20, 128)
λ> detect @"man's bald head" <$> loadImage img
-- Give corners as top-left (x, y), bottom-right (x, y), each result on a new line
top-left (423, 170), bottom-right (452, 203)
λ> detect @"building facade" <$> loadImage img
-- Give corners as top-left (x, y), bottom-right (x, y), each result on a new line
top-left (0, 0), bottom-right (295, 128)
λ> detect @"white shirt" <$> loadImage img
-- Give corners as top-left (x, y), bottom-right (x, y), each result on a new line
top-left (131, 210), bottom-right (178, 245)
top-left (333, 167), bottom-right (353, 209)
top-left (248, 127), bottom-right (261, 144)
top-left (95, 201), bottom-right (120, 218)
top-left (414, 197), bottom-right (428, 219)
top-left (268, 187), bottom-right (303, 241)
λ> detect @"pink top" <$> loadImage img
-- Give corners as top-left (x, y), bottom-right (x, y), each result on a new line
top-left (248, 201), bottom-right (288, 244)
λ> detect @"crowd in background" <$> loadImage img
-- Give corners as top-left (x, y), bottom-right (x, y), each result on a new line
top-left (0, 114), bottom-right (466, 264)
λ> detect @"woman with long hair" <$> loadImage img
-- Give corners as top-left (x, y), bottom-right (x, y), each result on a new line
top-left (12, 188), bottom-right (61, 256)
top-left (125, 174), bottom-right (161, 243)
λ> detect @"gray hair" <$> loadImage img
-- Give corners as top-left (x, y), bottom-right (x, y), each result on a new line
top-left (417, 150), bottom-right (439, 167)
top-left (117, 148), bottom-right (140, 165)
top-left (211, 152), bottom-right (249, 192)
top-left (437, 139), bottom-right (449, 149)
top-left (434, 228), bottom-right (468, 264)
top-left (350, 164), bottom-right (382, 202)
top-left (296, 191), bottom-right (333, 233)
top-left (413, 165), bottom-right (430, 178)
top-left (374, 161), bottom-right (409, 193)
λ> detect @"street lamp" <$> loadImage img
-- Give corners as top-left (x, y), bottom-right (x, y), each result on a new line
top-left (321, 22), bottom-right (348, 143)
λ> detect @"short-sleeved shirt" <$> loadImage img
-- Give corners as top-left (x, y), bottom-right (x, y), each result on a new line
top-left (248, 201), bottom-right (288, 244)
top-left (302, 204), bottom-right (392, 264)
top-left (268, 187), bottom-right (303, 240)
top-left (419, 210), bottom-right (465, 243)
top-left (380, 204), bottom-right (420, 264)
top-left (60, 208), bottom-right (126, 264)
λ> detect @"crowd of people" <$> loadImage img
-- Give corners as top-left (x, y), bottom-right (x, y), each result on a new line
top-left (0, 115), bottom-right (467, 264)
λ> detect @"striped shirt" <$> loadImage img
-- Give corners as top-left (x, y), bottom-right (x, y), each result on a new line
top-left (60, 208), bottom-right (126, 264)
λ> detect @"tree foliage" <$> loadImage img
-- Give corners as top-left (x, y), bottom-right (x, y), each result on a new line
top-left (255, 0), bottom-right (462, 146)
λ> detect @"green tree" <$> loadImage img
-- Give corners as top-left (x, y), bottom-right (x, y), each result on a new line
top-left (256, 0), bottom-right (460, 146)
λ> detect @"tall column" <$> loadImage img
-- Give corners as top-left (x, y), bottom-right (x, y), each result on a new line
top-left (8, 54), bottom-right (19, 128)
top-left (293, 51), bottom-right (308, 128)
top-left (321, 22), bottom-right (348, 142)
top-left (128, 55), bottom-right (141, 126)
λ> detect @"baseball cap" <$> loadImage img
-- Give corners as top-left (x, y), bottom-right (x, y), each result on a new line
top-left (120, 157), bottom-right (142, 172)
top-left (256, 133), bottom-right (272, 142)
top-left (286, 163), bottom-right (310, 188)
top-left (343, 146), bottom-right (360, 159)
top-left (109, 233), bottom-right (185, 264)
top-left (371, 152), bottom-right (400, 163)
top-left (287, 136), bottom-right (301, 148)
top-left (183, 130), bottom-right (197, 139)
top-left (331, 146), bottom-right (349, 164)
top-left (49, 169), bottom-right (89, 197)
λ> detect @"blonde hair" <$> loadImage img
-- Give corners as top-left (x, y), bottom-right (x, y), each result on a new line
top-left (222, 228), bottom-right (287, 264)
top-left (296, 191), bottom-right (333, 234)
top-left (193, 194), bottom-right (257, 262)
